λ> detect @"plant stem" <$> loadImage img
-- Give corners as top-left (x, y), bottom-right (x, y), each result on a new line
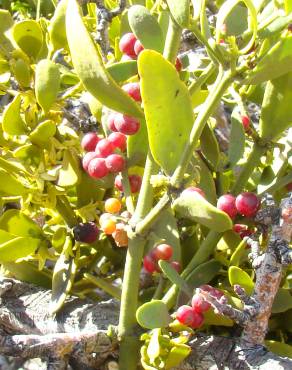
top-left (171, 68), bottom-right (234, 188)
top-left (163, 16), bottom-right (182, 63)
top-left (84, 273), bottom-right (121, 300)
top-left (121, 169), bottom-right (135, 214)
top-left (231, 143), bottom-right (266, 195)
top-left (259, 171), bottom-right (292, 195)
top-left (56, 196), bottom-right (79, 228)
top-left (188, 62), bottom-right (216, 96)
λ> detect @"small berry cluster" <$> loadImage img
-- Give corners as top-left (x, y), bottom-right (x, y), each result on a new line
top-left (119, 32), bottom-right (182, 72)
top-left (176, 285), bottom-right (223, 329)
top-left (72, 221), bottom-right (99, 244)
top-left (143, 244), bottom-right (181, 274)
top-left (99, 198), bottom-right (129, 247)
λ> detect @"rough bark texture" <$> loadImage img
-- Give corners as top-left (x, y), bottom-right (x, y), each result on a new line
top-left (0, 277), bottom-right (291, 370)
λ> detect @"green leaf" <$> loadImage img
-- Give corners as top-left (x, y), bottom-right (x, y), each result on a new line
top-left (185, 259), bottom-right (222, 288)
top-left (57, 149), bottom-right (82, 187)
top-left (204, 308), bottom-right (233, 326)
top-left (165, 344), bottom-right (191, 369)
top-left (106, 60), bottom-right (138, 83)
top-left (128, 5), bottom-right (164, 53)
top-left (194, 154), bottom-right (217, 205)
top-left (138, 50), bottom-right (193, 175)
top-left (76, 170), bottom-right (105, 207)
top-left (0, 10), bottom-right (14, 54)
top-left (158, 260), bottom-right (191, 296)
top-left (12, 59), bottom-right (31, 87)
top-left (200, 123), bottom-right (220, 170)
top-left (127, 117), bottom-right (148, 166)
top-left (0, 169), bottom-right (28, 196)
top-left (166, 0), bottom-right (190, 28)
top-left (228, 107), bottom-right (245, 167)
top-left (35, 59), bottom-right (60, 113)
top-left (285, 0), bottom-right (292, 14)
top-left (225, 4), bottom-right (248, 36)
top-left (136, 300), bottom-right (171, 329)
top-left (272, 289), bottom-right (292, 313)
top-left (13, 144), bottom-right (41, 166)
top-left (265, 340), bottom-right (292, 358)
top-left (51, 248), bottom-right (77, 314)
top-left (0, 209), bottom-right (43, 239)
top-left (66, 0), bottom-right (143, 118)
top-left (2, 94), bottom-right (27, 135)
top-left (259, 72), bottom-right (292, 140)
top-left (0, 232), bottom-right (40, 262)
top-left (48, 0), bottom-right (68, 51)
top-left (12, 20), bottom-right (43, 59)
top-left (147, 329), bottom-right (161, 363)
top-left (173, 191), bottom-right (232, 232)
top-left (245, 35), bottom-right (292, 84)
top-left (228, 266), bottom-right (254, 295)
top-left (29, 120), bottom-right (56, 148)
top-left (229, 239), bottom-right (248, 266)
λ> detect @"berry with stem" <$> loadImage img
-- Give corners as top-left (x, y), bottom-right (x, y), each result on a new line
top-left (81, 132), bottom-right (100, 152)
top-left (114, 114), bottom-right (140, 135)
top-left (105, 198), bottom-right (122, 214)
top-left (119, 33), bottom-right (137, 57)
top-left (217, 194), bottom-right (237, 219)
top-left (88, 158), bottom-right (109, 179)
top-left (235, 192), bottom-right (260, 217)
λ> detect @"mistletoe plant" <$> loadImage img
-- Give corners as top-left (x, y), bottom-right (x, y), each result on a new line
top-left (0, 0), bottom-right (291, 369)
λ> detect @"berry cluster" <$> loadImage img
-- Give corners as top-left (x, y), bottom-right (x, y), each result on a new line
top-left (72, 222), bottom-right (99, 244)
top-left (143, 244), bottom-right (181, 274)
top-left (99, 198), bottom-right (129, 247)
top-left (119, 32), bottom-right (182, 71)
top-left (217, 192), bottom-right (260, 218)
top-left (176, 285), bottom-right (223, 329)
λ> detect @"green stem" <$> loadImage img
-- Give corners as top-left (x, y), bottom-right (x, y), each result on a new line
top-left (162, 230), bottom-right (221, 308)
top-left (259, 171), bottom-right (292, 195)
top-left (231, 143), bottom-right (266, 195)
top-left (171, 68), bottom-right (234, 187)
top-left (56, 196), bottom-right (79, 228)
top-left (163, 16), bottom-right (182, 63)
top-left (36, 0), bottom-right (41, 20)
top-left (188, 63), bottom-right (216, 97)
top-left (121, 170), bottom-right (135, 214)
top-left (84, 273), bottom-right (121, 300)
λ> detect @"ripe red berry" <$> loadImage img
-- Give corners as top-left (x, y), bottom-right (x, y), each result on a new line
top-left (114, 114), bottom-right (140, 135)
top-left (129, 174), bottom-right (142, 193)
top-left (176, 306), bottom-right (204, 328)
top-left (235, 192), bottom-right (260, 217)
top-left (151, 244), bottom-right (173, 261)
top-left (143, 255), bottom-right (157, 274)
top-left (81, 132), bottom-right (100, 152)
top-left (182, 186), bottom-right (206, 198)
top-left (114, 175), bottom-right (123, 191)
top-left (95, 138), bottom-right (114, 158)
top-left (217, 194), bottom-right (237, 219)
top-left (88, 158), bottom-right (109, 178)
top-left (108, 132), bottom-right (127, 151)
top-left (175, 58), bottom-right (182, 72)
top-left (286, 182), bottom-right (292, 191)
top-left (170, 261), bottom-right (181, 273)
top-left (105, 154), bottom-right (126, 173)
top-left (108, 113), bottom-right (118, 132)
top-left (119, 33), bottom-right (137, 57)
top-left (82, 151), bottom-right (100, 172)
top-left (233, 224), bottom-right (253, 239)
top-left (191, 294), bottom-right (211, 313)
top-left (134, 39), bottom-right (144, 55)
top-left (241, 115), bottom-right (250, 130)
top-left (122, 82), bottom-right (141, 102)
top-left (73, 222), bottom-right (99, 244)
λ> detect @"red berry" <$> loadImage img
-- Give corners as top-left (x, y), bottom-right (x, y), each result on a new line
top-left (122, 82), bottom-right (141, 102)
top-left (114, 175), bottom-right (123, 191)
top-left (170, 261), bottom-right (181, 273)
top-left (129, 174), bottom-right (142, 193)
top-left (105, 154), bottom-right (126, 173)
top-left (217, 194), bottom-right (237, 219)
top-left (175, 58), bottom-right (182, 72)
top-left (286, 182), bottom-right (292, 191)
top-left (95, 138), bottom-right (114, 158)
top-left (176, 306), bottom-right (204, 328)
top-left (235, 192), bottom-right (260, 217)
top-left (191, 294), bottom-right (211, 313)
top-left (143, 255), bottom-right (157, 274)
top-left (81, 132), bottom-right (100, 152)
top-left (82, 151), bottom-right (100, 172)
top-left (119, 33), bottom-right (137, 57)
top-left (151, 244), bottom-right (173, 261)
top-left (241, 115), bottom-right (250, 130)
top-left (108, 132), bottom-right (127, 151)
top-left (114, 114), bottom-right (140, 135)
top-left (233, 224), bottom-right (253, 239)
top-left (73, 222), bottom-right (99, 244)
top-left (182, 186), bottom-right (206, 198)
top-left (88, 158), bottom-right (109, 178)
top-left (108, 113), bottom-right (118, 132)
top-left (134, 39), bottom-right (144, 55)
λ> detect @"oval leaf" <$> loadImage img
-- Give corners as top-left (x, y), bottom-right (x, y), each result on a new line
top-left (57, 149), bottom-right (82, 187)
top-left (48, 0), bottom-right (68, 51)
top-left (139, 50), bottom-right (194, 175)
top-left (35, 59), bottom-right (60, 113)
top-left (185, 259), bottom-right (222, 287)
top-left (136, 300), bottom-right (171, 329)
top-left (106, 60), bottom-right (138, 83)
top-left (2, 94), bottom-right (27, 135)
top-left (159, 260), bottom-right (191, 296)
top-left (173, 191), bottom-right (232, 232)
top-left (228, 107), bottom-right (245, 167)
top-left (272, 289), bottom-right (292, 313)
top-left (228, 266), bottom-right (254, 295)
top-left (29, 120), bottom-right (56, 148)
top-left (66, 0), bottom-right (143, 118)
top-left (12, 20), bottom-right (43, 58)
top-left (0, 169), bottom-right (28, 196)
top-left (166, 0), bottom-right (190, 28)
top-left (128, 5), bottom-right (164, 53)
top-left (0, 231), bottom-right (40, 262)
